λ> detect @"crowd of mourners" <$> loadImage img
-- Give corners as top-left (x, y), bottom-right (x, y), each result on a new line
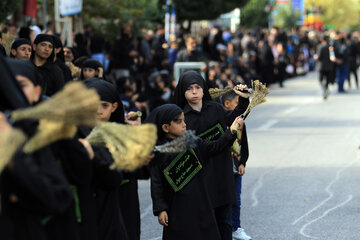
top-left (1, 21), bottom-right (360, 240)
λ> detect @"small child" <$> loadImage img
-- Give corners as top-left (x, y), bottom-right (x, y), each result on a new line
top-left (221, 90), bottom-right (252, 240)
top-left (80, 59), bottom-right (104, 80)
top-left (147, 104), bottom-right (244, 240)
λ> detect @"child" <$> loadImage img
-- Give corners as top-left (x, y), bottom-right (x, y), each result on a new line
top-left (148, 103), bottom-right (244, 240)
top-left (10, 38), bottom-right (32, 60)
top-left (174, 70), bottom-right (249, 240)
top-left (81, 59), bottom-right (104, 80)
top-left (222, 91), bottom-right (252, 240)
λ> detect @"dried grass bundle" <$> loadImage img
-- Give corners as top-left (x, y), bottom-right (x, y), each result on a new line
top-left (154, 130), bottom-right (199, 153)
top-left (23, 120), bottom-right (77, 153)
top-left (11, 81), bottom-right (100, 127)
top-left (1, 33), bottom-right (15, 56)
top-left (241, 80), bottom-right (269, 118)
top-left (0, 128), bottom-right (27, 173)
top-left (65, 62), bottom-right (81, 76)
top-left (209, 88), bottom-right (234, 100)
top-left (86, 122), bottom-right (157, 171)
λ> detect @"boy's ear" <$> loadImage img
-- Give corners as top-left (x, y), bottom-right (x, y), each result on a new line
top-left (111, 102), bottom-right (119, 113)
top-left (224, 100), bottom-right (230, 108)
top-left (10, 49), bottom-right (17, 56)
top-left (161, 123), bottom-right (170, 133)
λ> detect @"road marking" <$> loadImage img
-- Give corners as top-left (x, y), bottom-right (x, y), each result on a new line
top-left (292, 156), bottom-right (357, 225)
top-left (302, 97), bottom-right (316, 104)
top-left (256, 119), bottom-right (279, 131)
top-left (251, 174), bottom-right (264, 207)
top-left (141, 204), bottom-right (153, 219)
top-left (282, 107), bottom-right (299, 115)
top-left (148, 237), bottom-right (162, 240)
top-left (299, 195), bottom-right (353, 239)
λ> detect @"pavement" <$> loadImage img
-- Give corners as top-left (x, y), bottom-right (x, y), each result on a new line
top-left (139, 72), bottom-right (360, 240)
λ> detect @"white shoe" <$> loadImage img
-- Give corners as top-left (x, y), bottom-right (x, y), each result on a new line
top-left (232, 228), bottom-right (252, 240)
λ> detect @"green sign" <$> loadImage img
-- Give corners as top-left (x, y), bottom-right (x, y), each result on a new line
top-left (163, 149), bottom-right (202, 192)
top-left (198, 123), bottom-right (224, 141)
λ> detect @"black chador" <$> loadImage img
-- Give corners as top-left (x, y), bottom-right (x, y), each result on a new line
top-left (147, 104), bottom-right (237, 240)
top-left (85, 79), bottom-right (128, 240)
top-left (174, 71), bottom-right (249, 208)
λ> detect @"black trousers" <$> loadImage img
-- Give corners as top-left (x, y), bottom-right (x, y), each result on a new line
top-left (214, 204), bottom-right (232, 240)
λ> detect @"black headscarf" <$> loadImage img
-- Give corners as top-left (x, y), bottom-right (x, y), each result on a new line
top-left (173, 70), bottom-right (211, 109)
top-left (11, 38), bottom-right (32, 50)
top-left (145, 104), bottom-right (183, 140)
top-left (32, 34), bottom-right (55, 62)
top-left (84, 78), bottom-right (125, 123)
top-left (0, 44), bottom-right (6, 56)
top-left (52, 35), bottom-right (65, 62)
top-left (81, 59), bottom-right (103, 80)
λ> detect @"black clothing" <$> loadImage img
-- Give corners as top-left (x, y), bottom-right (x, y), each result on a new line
top-left (176, 49), bottom-right (203, 62)
top-left (150, 129), bottom-right (236, 240)
top-left (32, 61), bottom-right (65, 96)
top-left (7, 58), bottom-right (40, 86)
top-left (0, 148), bottom-right (73, 240)
top-left (54, 59), bottom-right (73, 83)
top-left (110, 35), bottom-right (135, 71)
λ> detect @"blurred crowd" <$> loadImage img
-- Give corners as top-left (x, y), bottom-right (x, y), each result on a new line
top-left (1, 23), bottom-right (360, 116)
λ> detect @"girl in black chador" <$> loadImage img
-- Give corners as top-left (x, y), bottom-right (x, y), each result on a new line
top-left (148, 104), bottom-right (244, 240)
top-left (173, 71), bottom-right (249, 240)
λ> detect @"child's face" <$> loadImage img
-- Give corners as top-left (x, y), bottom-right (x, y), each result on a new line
top-left (16, 75), bottom-right (41, 105)
top-left (97, 101), bottom-right (118, 122)
top-left (184, 83), bottom-right (203, 105)
top-left (224, 96), bottom-right (239, 111)
top-left (163, 112), bottom-right (186, 139)
top-left (83, 68), bottom-right (97, 79)
top-left (11, 44), bottom-right (32, 60)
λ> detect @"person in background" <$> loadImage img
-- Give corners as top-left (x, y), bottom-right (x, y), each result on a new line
top-left (10, 38), bottom-right (32, 60)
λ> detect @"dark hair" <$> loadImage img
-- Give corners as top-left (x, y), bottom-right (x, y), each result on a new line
top-left (221, 90), bottom-right (238, 105)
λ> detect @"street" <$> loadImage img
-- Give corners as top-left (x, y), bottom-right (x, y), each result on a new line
top-left (139, 72), bottom-right (360, 240)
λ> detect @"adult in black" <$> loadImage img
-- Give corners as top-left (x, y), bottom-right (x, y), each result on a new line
top-left (176, 36), bottom-right (204, 62)
top-left (173, 71), bottom-right (249, 240)
top-left (31, 34), bottom-right (65, 96)
top-left (347, 35), bottom-right (359, 89)
top-left (52, 35), bottom-right (73, 83)
top-left (317, 35), bottom-right (333, 100)
top-left (260, 39), bottom-right (275, 85)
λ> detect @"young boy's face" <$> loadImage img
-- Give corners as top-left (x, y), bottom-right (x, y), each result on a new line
top-left (33, 41), bottom-right (53, 60)
top-left (184, 83), bottom-right (203, 105)
top-left (83, 68), bottom-right (97, 79)
top-left (97, 101), bottom-right (118, 122)
top-left (224, 96), bottom-right (239, 111)
top-left (11, 44), bottom-right (32, 60)
top-left (163, 112), bottom-right (186, 139)
top-left (16, 75), bottom-right (41, 105)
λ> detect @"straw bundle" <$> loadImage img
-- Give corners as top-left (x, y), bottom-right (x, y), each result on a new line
top-left (11, 81), bottom-right (100, 127)
top-left (1, 33), bottom-right (15, 56)
top-left (241, 80), bottom-right (269, 118)
top-left (0, 128), bottom-right (27, 173)
top-left (154, 130), bottom-right (199, 153)
top-left (86, 122), bottom-right (157, 171)
top-left (209, 88), bottom-right (234, 100)
top-left (65, 62), bottom-right (81, 77)
top-left (23, 120), bottom-right (77, 153)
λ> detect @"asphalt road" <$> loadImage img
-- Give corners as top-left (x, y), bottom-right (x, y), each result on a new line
top-left (138, 72), bottom-right (360, 240)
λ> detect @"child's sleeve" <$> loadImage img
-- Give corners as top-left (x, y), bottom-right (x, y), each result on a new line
top-left (150, 159), bottom-right (169, 216)
top-left (198, 128), bottom-right (237, 158)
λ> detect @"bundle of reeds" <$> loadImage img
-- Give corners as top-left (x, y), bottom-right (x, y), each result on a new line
top-left (86, 122), bottom-right (157, 171)
top-left (11, 81), bottom-right (100, 127)
top-left (1, 33), bottom-right (15, 56)
top-left (23, 120), bottom-right (77, 153)
top-left (154, 130), bottom-right (199, 153)
top-left (65, 62), bottom-right (81, 77)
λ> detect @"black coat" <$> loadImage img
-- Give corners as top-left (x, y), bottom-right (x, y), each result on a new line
top-left (33, 61), bottom-right (65, 96)
top-left (183, 98), bottom-right (249, 207)
top-left (150, 129), bottom-right (236, 240)
top-left (0, 148), bottom-right (73, 240)
top-left (55, 59), bottom-right (73, 83)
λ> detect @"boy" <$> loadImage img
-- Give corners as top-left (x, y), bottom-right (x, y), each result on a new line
top-left (222, 91), bottom-right (252, 240)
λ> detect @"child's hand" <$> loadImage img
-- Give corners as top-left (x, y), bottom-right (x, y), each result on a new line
top-left (233, 84), bottom-right (249, 98)
top-left (78, 138), bottom-right (95, 160)
top-left (125, 111), bottom-right (142, 126)
top-left (158, 211), bottom-right (168, 226)
top-left (230, 116), bottom-right (244, 134)
top-left (143, 153), bottom-right (154, 166)
top-left (238, 164), bottom-right (245, 176)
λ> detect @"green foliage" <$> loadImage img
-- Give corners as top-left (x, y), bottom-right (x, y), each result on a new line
top-left (274, 4), bottom-right (300, 30)
top-left (83, 0), bottom-right (163, 43)
top-left (173, 0), bottom-right (248, 21)
top-left (0, 0), bottom-right (22, 24)
top-left (240, 0), bottom-right (270, 28)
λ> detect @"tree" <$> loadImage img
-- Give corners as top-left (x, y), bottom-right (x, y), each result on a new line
top-left (240, 0), bottom-right (271, 28)
top-left (0, 0), bottom-right (22, 24)
top-left (305, 0), bottom-right (360, 30)
top-left (172, 0), bottom-right (248, 21)
top-left (274, 4), bottom-right (300, 30)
